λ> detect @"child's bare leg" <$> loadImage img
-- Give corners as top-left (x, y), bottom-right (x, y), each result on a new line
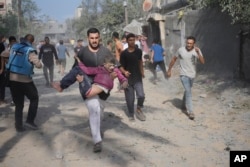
top-left (52, 82), bottom-right (63, 92)
top-left (86, 85), bottom-right (103, 98)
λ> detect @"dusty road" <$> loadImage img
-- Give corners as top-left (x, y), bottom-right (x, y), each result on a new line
top-left (1, 54), bottom-right (250, 167)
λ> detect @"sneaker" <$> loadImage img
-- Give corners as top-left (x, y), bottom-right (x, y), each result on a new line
top-left (188, 112), bottom-right (195, 120)
top-left (93, 142), bottom-right (102, 153)
top-left (24, 122), bottom-right (38, 130)
top-left (135, 108), bottom-right (146, 121)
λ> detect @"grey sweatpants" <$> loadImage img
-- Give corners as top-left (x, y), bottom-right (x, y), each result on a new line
top-left (85, 95), bottom-right (104, 144)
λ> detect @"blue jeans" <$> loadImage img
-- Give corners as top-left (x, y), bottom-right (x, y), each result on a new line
top-left (180, 75), bottom-right (194, 113)
top-left (124, 81), bottom-right (145, 117)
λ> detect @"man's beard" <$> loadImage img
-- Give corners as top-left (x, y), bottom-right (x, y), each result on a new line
top-left (89, 43), bottom-right (99, 50)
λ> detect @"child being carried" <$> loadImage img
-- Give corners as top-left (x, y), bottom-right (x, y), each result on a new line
top-left (52, 55), bottom-right (128, 99)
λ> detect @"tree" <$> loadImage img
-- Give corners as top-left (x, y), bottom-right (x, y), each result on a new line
top-left (73, 0), bottom-right (145, 43)
top-left (199, 0), bottom-right (250, 25)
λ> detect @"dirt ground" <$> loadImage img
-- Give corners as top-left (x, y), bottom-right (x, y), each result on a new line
top-left (0, 53), bottom-right (250, 167)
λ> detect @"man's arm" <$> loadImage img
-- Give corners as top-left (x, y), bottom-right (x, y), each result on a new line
top-left (167, 56), bottom-right (177, 78)
top-left (66, 48), bottom-right (70, 57)
top-left (29, 52), bottom-right (43, 68)
top-left (195, 47), bottom-right (205, 64)
top-left (150, 50), bottom-right (154, 63)
top-left (139, 60), bottom-right (144, 78)
top-left (38, 46), bottom-right (43, 59)
top-left (52, 46), bottom-right (58, 60)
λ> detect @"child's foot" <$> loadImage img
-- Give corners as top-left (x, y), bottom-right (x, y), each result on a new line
top-left (51, 82), bottom-right (63, 92)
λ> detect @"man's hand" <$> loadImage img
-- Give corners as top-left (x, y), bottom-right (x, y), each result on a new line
top-left (121, 81), bottom-right (128, 89)
top-left (167, 70), bottom-right (171, 78)
top-left (194, 47), bottom-right (201, 55)
top-left (74, 56), bottom-right (80, 63)
top-left (110, 71), bottom-right (117, 79)
top-left (76, 74), bottom-right (84, 83)
top-left (124, 71), bottom-right (131, 78)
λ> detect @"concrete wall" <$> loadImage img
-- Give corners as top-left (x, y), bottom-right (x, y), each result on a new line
top-left (164, 8), bottom-right (248, 79)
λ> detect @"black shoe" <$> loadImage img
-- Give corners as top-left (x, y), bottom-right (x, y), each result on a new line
top-left (24, 122), bottom-right (38, 130)
top-left (16, 127), bottom-right (26, 132)
top-left (93, 142), bottom-right (102, 153)
top-left (10, 101), bottom-right (15, 106)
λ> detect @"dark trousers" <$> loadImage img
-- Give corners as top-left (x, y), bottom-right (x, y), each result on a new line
top-left (0, 73), bottom-right (6, 101)
top-left (10, 81), bottom-right (39, 129)
top-left (124, 81), bottom-right (145, 117)
top-left (60, 66), bottom-right (91, 99)
top-left (152, 61), bottom-right (167, 80)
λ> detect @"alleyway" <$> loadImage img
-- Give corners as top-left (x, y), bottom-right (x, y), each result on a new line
top-left (1, 50), bottom-right (250, 167)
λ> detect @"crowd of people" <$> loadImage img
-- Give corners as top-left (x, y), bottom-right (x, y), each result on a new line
top-left (0, 28), bottom-right (204, 153)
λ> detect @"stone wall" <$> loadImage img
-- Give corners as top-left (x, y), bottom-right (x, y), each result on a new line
top-left (164, 8), bottom-right (250, 80)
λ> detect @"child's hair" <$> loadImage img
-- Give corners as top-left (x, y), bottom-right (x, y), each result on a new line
top-left (104, 55), bottom-right (116, 65)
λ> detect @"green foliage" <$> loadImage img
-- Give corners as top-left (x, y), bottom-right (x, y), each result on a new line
top-left (72, 0), bottom-right (144, 40)
top-left (201, 0), bottom-right (250, 24)
top-left (0, 11), bottom-right (18, 37)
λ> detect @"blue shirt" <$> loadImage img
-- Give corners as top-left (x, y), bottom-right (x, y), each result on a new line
top-left (57, 44), bottom-right (68, 59)
top-left (151, 44), bottom-right (164, 62)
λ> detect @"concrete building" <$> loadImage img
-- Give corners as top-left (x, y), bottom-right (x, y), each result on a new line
top-left (0, 0), bottom-right (12, 15)
top-left (144, 0), bottom-right (250, 80)
top-left (41, 20), bottom-right (67, 44)
top-left (75, 6), bottom-right (82, 19)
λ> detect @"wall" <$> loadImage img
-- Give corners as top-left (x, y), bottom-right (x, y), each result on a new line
top-left (164, 8), bottom-right (250, 79)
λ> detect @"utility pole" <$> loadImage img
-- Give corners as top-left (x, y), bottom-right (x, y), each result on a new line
top-left (17, 0), bottom-right (22, 39)
top-left (123, 0), bottom-right (128, 25)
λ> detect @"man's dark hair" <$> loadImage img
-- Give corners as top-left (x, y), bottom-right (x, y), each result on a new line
top-left (112, 32), bottom-right (119, 39)
top-left (9, 36), bottom-right (16, 42)
top-left (126, 33), bottom-right (135, 41)
top-left (77, 39), bottom-right (83, 42)
top-left (24, 34), bottom-right (34, 43)
top-left (122, 34), bottom-right (127, 39)
top-left (186, 36), bottom-right (196, 43)
top-left (87, 28), bottom-right (100, 36)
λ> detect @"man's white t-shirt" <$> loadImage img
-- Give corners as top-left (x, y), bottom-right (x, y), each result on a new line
top-left (175, 47), bottom-right (203, 78)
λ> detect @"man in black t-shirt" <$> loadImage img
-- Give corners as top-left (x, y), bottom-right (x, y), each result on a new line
top-left (39, 37), bottom-right (58, 87)
top-left (119, 33), bottom-right (146, 122)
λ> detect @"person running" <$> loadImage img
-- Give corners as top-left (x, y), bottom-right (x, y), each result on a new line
top-left (39, 36), bottom-right (58, 87)
top-left (6, 34), bottom-right (43, 132)
top-left (56, 40), bottom-right (70, 76)
top-left (52, 55), bottom-right (128, 99)
top-left (167, 36), bottom-right (205, 120)
top-left (119, 33), bottom-right (146, 122)
top-left (65, 28), bottom-right (116, 153)
top-left (150, 39), bottom-right (168, 84)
